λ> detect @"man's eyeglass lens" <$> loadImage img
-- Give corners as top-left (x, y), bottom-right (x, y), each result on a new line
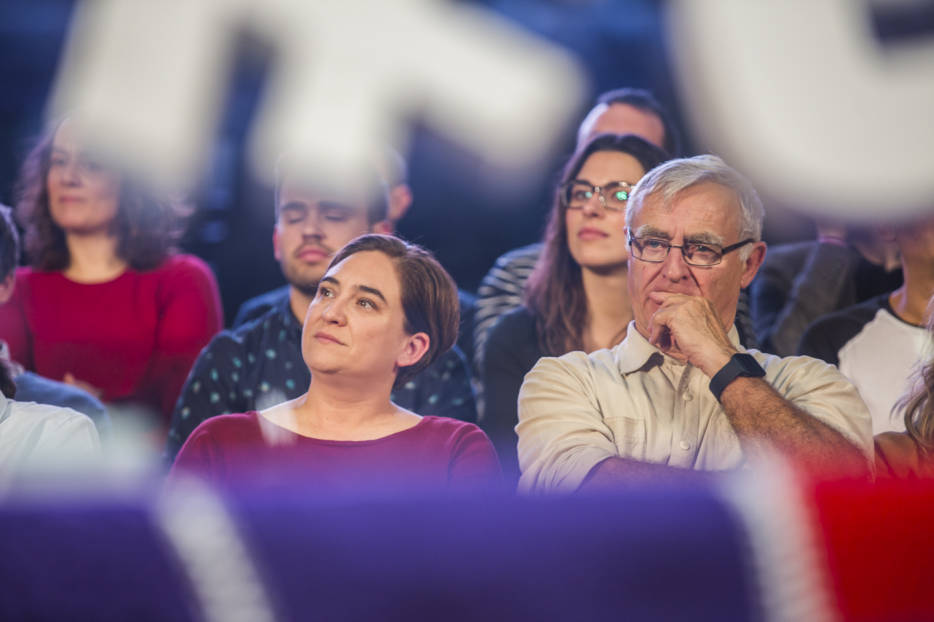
top-left (629, 236), bottom-right (753, 267)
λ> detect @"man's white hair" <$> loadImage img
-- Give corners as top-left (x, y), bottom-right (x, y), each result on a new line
top-left (626, 155), bottom-right (764, 260)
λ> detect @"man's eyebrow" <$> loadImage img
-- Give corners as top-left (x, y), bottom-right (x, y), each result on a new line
top-left (320, 276), bottom-right (339, 287)
top-left (684, 232), bottom-right (725, 246)
top-left (318, 201), bottom-right (357, 211)
top-left (357, 285), bottom-right (387, 303)
top-left (279, 202), bottom-right (308, 212)
top-left (634, 225), bottom-right (671, 240)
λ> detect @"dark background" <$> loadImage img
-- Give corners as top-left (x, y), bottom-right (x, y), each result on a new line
top-left (1, 0), bottom-right (929, 325)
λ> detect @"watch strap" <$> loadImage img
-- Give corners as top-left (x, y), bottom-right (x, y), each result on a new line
top-left (709, 353), bottom-right (766, 402)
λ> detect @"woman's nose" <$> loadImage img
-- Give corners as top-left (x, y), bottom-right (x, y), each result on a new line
top-left (321, 297), bottom-right (347, 324)
top-left (61, 161), bottom-right (82, 185)
top-left (581, 192), bottom-right (605, 217)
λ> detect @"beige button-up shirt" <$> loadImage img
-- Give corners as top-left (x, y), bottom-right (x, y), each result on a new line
top-left (516, 322), bottom-right (873, 493)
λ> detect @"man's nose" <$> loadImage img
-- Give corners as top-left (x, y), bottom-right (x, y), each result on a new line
top-left (662, 244), bottom-right (691, 281)
top-left (300, 209), bottom-right (325, 237)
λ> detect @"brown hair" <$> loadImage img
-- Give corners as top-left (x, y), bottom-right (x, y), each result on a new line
top-left (524, 133), bottom-right (670, 355)
top-left (14, 120), bottom-right (187, 271)
top-left (327, 234), bottom-right (459, 387)
top-left (897, 306), bottom-right (934, 454)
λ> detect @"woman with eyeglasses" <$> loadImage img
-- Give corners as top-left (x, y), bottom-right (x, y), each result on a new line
top-left (480, 133), bottom-right (670, 482)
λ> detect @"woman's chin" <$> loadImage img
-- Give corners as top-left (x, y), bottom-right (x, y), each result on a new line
top-left (56, 221), bottom-right (116, 237)
top-left (577, 258), bottom-right (629, 275)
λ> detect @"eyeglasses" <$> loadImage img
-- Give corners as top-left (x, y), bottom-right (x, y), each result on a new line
top-left (560, 180), bottom-right (634, 213)
top-left (628, 234), bottom-right (754, 267)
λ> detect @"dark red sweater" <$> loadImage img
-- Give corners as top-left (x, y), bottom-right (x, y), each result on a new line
top-left (171, 412), bottom-right (503, 492)
top-left (0, 255), bottom-right (222, 421)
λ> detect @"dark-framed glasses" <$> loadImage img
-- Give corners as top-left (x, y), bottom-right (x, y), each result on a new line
top-left (560, 180), bottom-right (634, 212)
top-left (628, 234), bottom-right (754, 267)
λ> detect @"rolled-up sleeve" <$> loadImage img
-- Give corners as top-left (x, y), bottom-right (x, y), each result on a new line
top-left (516, 354), bottom-right (619, 494)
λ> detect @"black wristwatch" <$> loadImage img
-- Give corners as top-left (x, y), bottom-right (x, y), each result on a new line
top-left (708, 353), bottom-right (766, 402)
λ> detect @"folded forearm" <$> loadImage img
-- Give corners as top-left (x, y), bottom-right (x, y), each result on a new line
top-left (719, 376), bottom-right (869, 477)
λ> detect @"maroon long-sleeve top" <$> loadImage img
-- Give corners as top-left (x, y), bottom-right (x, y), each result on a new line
top-left (172, 412), bottom-right (503, 493)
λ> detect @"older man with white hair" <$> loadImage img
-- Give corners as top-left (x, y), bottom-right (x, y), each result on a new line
top-left (516, 156), bottom-right (873, 493)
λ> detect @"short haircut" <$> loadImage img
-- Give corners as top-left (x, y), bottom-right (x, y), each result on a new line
top-left (578, 87), bottom-right (681, 156)
top-left (0, 204), bottom-right (20, 282)
top-left (273, 154), bottom-right (389, 225)
top-left (15, 120), bottom-right (187, 271)
top-left (626, 155), bottom-right (764, 260)
top-left (327, 234), bottom-right (459, 387)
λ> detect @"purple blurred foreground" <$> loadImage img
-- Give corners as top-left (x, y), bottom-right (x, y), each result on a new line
top-left (0, 477), bottom-right (757, 621)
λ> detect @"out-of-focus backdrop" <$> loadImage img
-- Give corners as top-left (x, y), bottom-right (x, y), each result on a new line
top-left (1, 0), bottom-right (932, 324)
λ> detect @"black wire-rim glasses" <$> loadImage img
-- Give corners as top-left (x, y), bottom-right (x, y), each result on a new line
top-left (628, 234), bottom-right (754, 267)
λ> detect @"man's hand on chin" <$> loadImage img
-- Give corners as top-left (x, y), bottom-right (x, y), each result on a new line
top-left (646, 292), bottom-right (737, 376)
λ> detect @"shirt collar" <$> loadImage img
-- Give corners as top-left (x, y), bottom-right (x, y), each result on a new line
top-left (615, 320), bottom-right (743, 376)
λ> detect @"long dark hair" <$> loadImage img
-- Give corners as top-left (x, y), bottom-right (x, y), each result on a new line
top-left (15, 120), bottom-right (188, 271)
top-left (524, 133), bottom-right (670, 356)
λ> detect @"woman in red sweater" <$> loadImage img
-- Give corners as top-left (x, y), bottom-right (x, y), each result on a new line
top-left (0, 118), bottom-right (222, 430)
top-left (172, 234), bottom-right (501, 492)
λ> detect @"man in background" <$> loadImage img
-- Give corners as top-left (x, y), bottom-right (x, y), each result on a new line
top-left (166, 156), bottom-right (476, 461)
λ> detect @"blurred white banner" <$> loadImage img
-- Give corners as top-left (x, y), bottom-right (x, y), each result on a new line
top-left (50, 0), bottom-right (586, 197)
top-left (668, 0), bottom-right (934, 223)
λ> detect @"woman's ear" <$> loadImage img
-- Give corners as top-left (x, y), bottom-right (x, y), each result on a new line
top-left (396, 332), bottom-right (430, 369)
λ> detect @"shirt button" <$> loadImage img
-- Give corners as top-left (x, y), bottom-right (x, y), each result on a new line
top-left (679, 440), bottom-right (692, 451)
top-left (683, 392), bottom-right (694, 401)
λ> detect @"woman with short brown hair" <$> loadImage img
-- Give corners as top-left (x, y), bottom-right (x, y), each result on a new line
top-left (172, 234), bottom-right (500, 492)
